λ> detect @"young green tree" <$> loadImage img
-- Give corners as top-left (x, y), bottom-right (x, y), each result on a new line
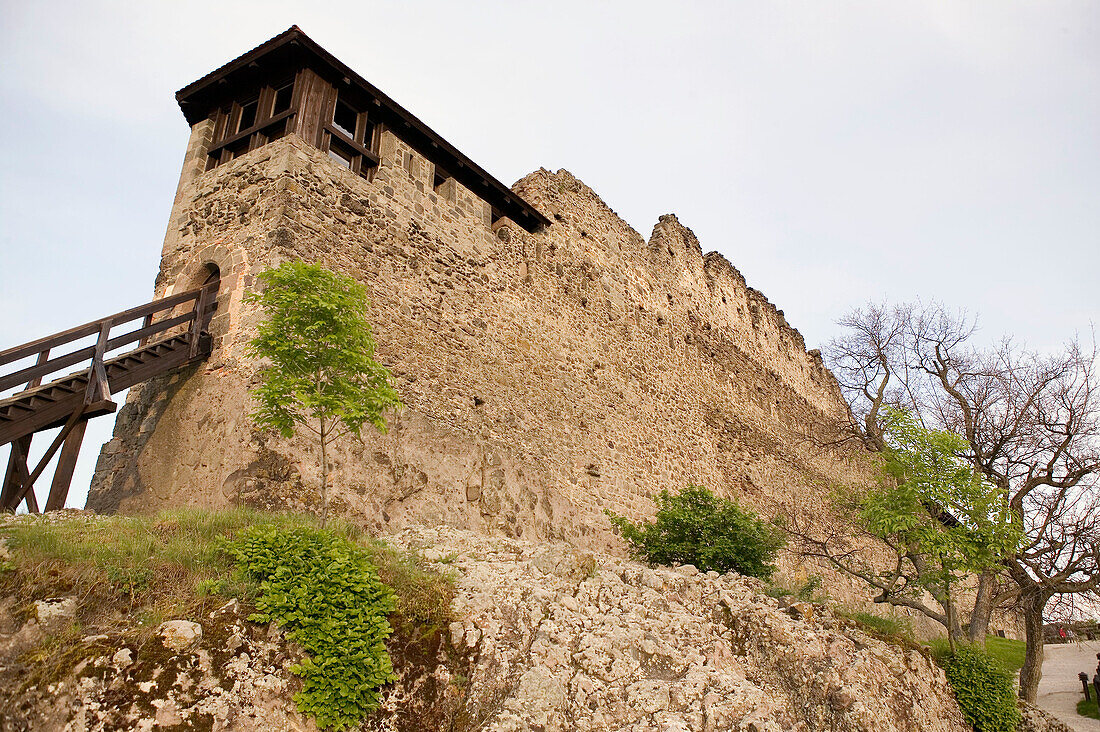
top-left (246, 261), bottom-right (401, 526)
top-left (794, 410), bottom-right (1021, 651)
top-left (870, 410), bottom-right (1022, 651)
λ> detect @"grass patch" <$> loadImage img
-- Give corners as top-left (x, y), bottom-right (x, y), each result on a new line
top-left (836, 608), bottom-right (916, 645)
top-left (1078, 698), bottom-right (1100, 720)
top-left (764, 574), bottom-right (825, 603)
top-left (984, 636), bottom-right (1025, 673)
top-left (0, 509), bottom-right (298, 651)
top-left (927, 636), bottom-right (1025, 675)
top-left (0, 507), bottom-right (455, 727)
top-left (364, 541), bottom-right (455, 642)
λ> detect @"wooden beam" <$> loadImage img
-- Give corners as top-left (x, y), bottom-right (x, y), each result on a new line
top-left (84, 324), bottom-right (111, 406)
top-left (189, 286), bottom-right (210, 358)
top-left (1, 435), bottom-right (31, 511)
top-left (5, 408), bottom-right (85, 511)
top-left (45, 418), bottom-right (87, 511)
top-left (23, 482), bottom-right (39, 513)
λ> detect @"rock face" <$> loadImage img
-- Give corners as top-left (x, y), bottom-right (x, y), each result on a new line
top-left (0, 598), bottom-right (315, 732)
top-left (1, 526), bottom-right (971, 732)
top-left (377, 527), bottom-right (969, 732)
top-left (1017, 703), bottom-right (1076, 732)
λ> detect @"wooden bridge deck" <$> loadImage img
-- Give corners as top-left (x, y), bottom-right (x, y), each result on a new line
top-left (0, 281), bottom-right (218, 512)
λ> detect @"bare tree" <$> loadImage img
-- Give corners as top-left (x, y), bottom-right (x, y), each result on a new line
top-left (911, 319), bottom-right (1100, 701)
top-left (823, 302), bottom-right (1100, 702)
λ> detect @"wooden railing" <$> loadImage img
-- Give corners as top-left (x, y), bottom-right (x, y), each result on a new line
top-left (0, 281), bottom-right (218, 400)
top-left (0, 280), bottom-right (219, 513)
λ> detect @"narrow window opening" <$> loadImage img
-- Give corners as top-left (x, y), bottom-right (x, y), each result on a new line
top-left (272, 83), bottom-right (293, 115)
top-left (333, 98), bottom-right (358, 139)
top-left (206, 80), bottom-right (297, 172)
top-left (328, 143), bottom-right (354, 170)
top-left (237, 99), bottom-right (258, 133)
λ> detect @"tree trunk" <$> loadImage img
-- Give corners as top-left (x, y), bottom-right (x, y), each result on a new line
top-left (943, 574), bottom-right (964, 652)
top-left (319, 419), bottom-right (328, 529)
top-left (1018, 589), bottom-right (1049, 703)
top-left (967, 571), bottom-right (995, 644)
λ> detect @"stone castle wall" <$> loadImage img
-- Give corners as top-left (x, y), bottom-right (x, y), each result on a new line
top-left (88, 126), bottom-right (871, 568)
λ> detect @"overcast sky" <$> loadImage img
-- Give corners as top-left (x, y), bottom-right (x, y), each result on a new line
top-left (1, 1), bottom-right (1097, 510)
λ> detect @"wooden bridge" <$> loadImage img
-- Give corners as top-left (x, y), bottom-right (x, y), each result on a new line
top-left (0, 280), bottom-right (218, 513)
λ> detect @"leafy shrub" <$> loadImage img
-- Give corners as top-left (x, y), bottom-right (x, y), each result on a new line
top-left (605, 485), bottom-right (786, 578)
top-left (228, 525), bottom-right (396, 730)
top-left (932, 643), bottom-right (1021, 732)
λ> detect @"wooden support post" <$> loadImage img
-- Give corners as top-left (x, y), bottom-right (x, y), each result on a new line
top-left (23, 483), bottom-right (39, 513)
top-left (3, 438), bottom-right (38, 513)
top-left (139, 313), bottom-right (153, 347)
top-left (44, 418), bottom-right (88, 511)
top-left (85, 322), bottom-right (111, 405)
top-left (1, 436), bottom-right (32, 512)
top-left (5, 408), bottom-right (85, 512)
top-left (28, 349), bottom-right (49, 389)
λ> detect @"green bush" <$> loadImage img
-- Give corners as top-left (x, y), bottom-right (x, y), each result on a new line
top-left (605, 485), bottom-right (786, 579)
top-left (228, 525), bottom-right (396, 731)
top-left (933, 643), bottom-right (1021, 732)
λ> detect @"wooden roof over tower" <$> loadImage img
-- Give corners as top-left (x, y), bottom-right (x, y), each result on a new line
top-left (176, 26), bottom-right (550, 233)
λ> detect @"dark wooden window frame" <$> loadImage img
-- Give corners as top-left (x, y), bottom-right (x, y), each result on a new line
top-left (319, 89), bottom-right (380, 180)
top-left (206, 78), bottom-right (300, 170)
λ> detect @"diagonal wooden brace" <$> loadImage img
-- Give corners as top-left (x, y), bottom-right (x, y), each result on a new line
top-left (45, 418), bottom-right (89, 511)
top-left (1, 436), bottom-right (33, 512)
top-left (5, 407), bottom-right (88, 512)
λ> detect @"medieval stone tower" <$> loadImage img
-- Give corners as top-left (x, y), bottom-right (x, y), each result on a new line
top-left (87, 27), bottom-right (869, 550)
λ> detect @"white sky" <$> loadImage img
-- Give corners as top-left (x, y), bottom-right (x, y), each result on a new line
top-left (1, 1), bottom-right (1097, 510)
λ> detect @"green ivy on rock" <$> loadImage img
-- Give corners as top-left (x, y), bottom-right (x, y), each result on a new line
top-left (228, 525), bottom-right (396, 730)
top-left (935, 643), bottom-right (1022, 732)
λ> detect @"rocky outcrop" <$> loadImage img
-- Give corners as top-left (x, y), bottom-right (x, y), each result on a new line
top-left (1017, 702), bottom-right (1076, 732)
top-left (1, 526), bottom-right (970, 731)
top-left (378, 526), bottom-right (968, 732)
top-left (0, 596), bottom-right (315, 732)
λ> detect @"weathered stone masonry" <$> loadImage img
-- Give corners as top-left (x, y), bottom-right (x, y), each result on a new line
top-left (87, 31), bottom-right (872, 568)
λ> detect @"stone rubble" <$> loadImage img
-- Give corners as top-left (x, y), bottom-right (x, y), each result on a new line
top-left (1017, 702), bottom-right (1077, 732)
top-left (156, 620), bottom-right (203, 652)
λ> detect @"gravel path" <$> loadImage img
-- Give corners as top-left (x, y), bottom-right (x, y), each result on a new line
top-left (1037, 640), bottom-right (1100, 731)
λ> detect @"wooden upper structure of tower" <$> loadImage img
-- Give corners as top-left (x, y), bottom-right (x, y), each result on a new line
top-left (176, 25), bottom-right (549, 233)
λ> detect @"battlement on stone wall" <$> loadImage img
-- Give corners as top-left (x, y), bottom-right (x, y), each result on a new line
top-left (512, 169), bottom-right (847, 422)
